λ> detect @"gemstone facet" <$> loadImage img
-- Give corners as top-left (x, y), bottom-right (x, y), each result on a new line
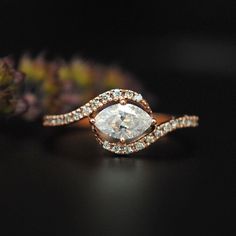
top-left (94, 103), bottom-right (152, 141)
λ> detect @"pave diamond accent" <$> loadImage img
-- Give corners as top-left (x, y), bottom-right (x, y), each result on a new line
top-left (135, 142), bottom-right (145, 151)
top-left (94, 103), bottom-right (153, 141)
top-left (100, 115), bottom-right (199, 154)
top-left (81, 106), bottom-right (92, 116)
top-left (113, 89), bottom-right (121, 99)
top-left (133, 94), bottom-right (143, 102)
top-left (43, 89), bottom-right (152, 126)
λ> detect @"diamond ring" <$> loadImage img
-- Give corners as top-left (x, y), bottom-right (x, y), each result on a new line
top-left (43, 89), bottom-right (199, 154)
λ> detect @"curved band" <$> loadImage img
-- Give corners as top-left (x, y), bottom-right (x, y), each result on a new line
top-left (43, 89), bottom-right (152, 127)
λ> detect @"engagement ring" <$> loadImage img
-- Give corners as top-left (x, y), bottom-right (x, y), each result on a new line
top-left (43, 89), bottom-right (199, 154)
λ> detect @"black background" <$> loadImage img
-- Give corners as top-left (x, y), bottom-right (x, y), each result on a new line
top-left (0, 1), bottom-right (235, 236)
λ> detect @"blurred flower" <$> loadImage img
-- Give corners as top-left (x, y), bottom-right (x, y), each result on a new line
top-left (0, 58), bottom-right (25, 116)
top-left (0, 54), bottom-right (149, 121)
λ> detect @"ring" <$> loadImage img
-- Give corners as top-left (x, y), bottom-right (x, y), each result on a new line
top-left (43, 89), bottom-right (199, 154)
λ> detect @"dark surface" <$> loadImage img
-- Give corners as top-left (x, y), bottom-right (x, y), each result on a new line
top-left (0, 78), bottom-right (234, 236)
top-left (0, 1), bottom-right (235, 236)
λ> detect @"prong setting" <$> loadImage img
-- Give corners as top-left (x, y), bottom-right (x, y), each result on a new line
top-left (119, 99), bottom-right (127, 105)
top-left (90, 118), bottom-right (95, 124)
top-left (152, 118), bottom-right (157, 125)
top-left (120, 137), bottom-right (125, 143)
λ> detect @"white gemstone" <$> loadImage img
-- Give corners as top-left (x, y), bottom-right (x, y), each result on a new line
top-left (170, 120), bottom-right (177, 129)
top-left (133, 94), bottom-right (143, 102)
top-left (103, 141), bottom-right (110, 150)
top-left (94, 103), bottom-right (152, 141)
top-left (125, 91), bottom-right (133, 99)
top-left (124, 146), bottom-right (133, 154)
top-left (135, 142), bottom-right (145, 150)
top-left (146, 135), bottom-right (155, 144)
top-left (100, 93), bottom-right (110, 103)
top-left (184, 118), bottom-right (192, 126)
top-left (112, 145), bottom-right (121, 153)
top-left (91, 99), bottom-right (102, 110)
top-left (113, 89), bottom-right (121, 98)
top-left (56, 117), bottom-right (62, 124)
top-left (65, 115), bottom-right (73, 123)
top-left (73, 110), bottom-right (82, 120)
top-left (178, 119), bottom-right (184, 126)
top-left (164, 123), bottom-right (172, 132)
top-left (154, 128), bottom-right (162, 138)
top-left (82, 106), bottom-right (92, 116)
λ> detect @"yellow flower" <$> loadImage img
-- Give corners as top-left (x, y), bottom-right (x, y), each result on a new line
top-left (70, 60), bottom-right (92, 87)
top-left (58, 65), bottom-right (71, 80)
top-left (19, 56), bottom-right (48, 81)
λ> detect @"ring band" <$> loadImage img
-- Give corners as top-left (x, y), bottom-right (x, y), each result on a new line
top-left (43, 89), bottom-right (199, 154)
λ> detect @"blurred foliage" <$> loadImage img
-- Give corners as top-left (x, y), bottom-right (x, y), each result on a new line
top-left (0, 55), bottom-right (144, 121)
top-left (0, 58), bottom-right (25, 116)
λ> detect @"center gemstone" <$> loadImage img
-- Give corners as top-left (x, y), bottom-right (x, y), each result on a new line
top-left (94, 103), bottom-right (153, 140)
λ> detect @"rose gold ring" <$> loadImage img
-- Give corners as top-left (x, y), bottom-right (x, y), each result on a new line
top-left (43, 89), bottom-right (199, 154)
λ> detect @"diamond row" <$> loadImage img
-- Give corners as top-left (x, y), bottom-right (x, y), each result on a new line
top-left (43, 89), bottom-right (149, 126)
top-left (101, 115), bottom-right (199, 155)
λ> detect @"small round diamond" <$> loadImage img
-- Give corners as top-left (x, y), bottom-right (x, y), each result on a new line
top-left (91, 99), bottom-right (102, 110)
top-left (56, 117), bottom-right (62, 124)
top-left (154, 128), bottom-right (162, 138)
top-left (135, 142), bottom-right (145, 151)
top-left (124, 146), bottom-right (133, 154)
top-left (113, 89), bottom-right (121, 98)
top-left (164, 123), bottom-right (172, 132)
top-left (177, 119), bottom-right (184, 127)
top-left (133, 94), bottom-right (143, 102)
top-left (82, 106), bottom-right (92, 116)
top-left (184, 118), bottom-right (192, 126)
top-left (103, 141), bottom-right (110, 150)
top-left (146, 135), bottom-right (155, 144)
top-left (100, 93), bottom-right (110, 103)
top-left (170, 120), bottom-right (178, 129)
top-left (125, 90), bottom-right (134, 99)
top-left (73, 110), bottom-right (82, 120)
top-left (112, 145), bottom-right (121, 153)
top-left (51, 119), bottom-right (56, 125)
top-left (65, 115), bottom-right (72, 123)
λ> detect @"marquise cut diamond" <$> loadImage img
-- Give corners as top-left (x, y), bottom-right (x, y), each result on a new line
top-left (94, 103), bottom-right (152, 140)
